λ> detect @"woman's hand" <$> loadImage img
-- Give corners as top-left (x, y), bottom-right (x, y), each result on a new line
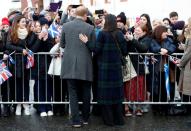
top-left (79, 33), bottom-right (88, 43)
top-left (178, 43), bottom-right (185, 50)
top-left (43, 32), bottom-right (48, 41)
top-left (23, 49), bottom-right (28, 56)
top-left (160, 48), bottom-right (168, 55)
top-left (125, 32), bottom-right (133, 41)
top-left (3, 54), bottom-right (9, 60)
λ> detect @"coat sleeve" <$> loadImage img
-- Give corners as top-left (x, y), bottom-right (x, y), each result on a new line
top-left (29, 38), bottom-right (42, 53)
top-left (163, 38), bottom-right (177, 54)
top-left (27, 33), bottom-right (37, 48)
top-left (60, 28), bottom-right (65, 48)
top-left (179, 39), bottom-right (191, 68)
top-left (6, 33), bottom-right (23, 53)
top-left (116, 31), bottom-right (128, 56)
top-left (86, 27), bottom-right (96, 51)
top-left (149, 39), bottom-right (161, 53)
top-left (132, 38), bottom-right (150, 52)
top-left (90, 31), bottom-right (104, 54)
top-left (60, 13), bottom-right (68, 25)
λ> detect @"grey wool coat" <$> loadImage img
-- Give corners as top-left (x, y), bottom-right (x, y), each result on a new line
top-left (178, 38), bottom-right (191, 96)
top-left (60, 18), bottom-right (95, 81)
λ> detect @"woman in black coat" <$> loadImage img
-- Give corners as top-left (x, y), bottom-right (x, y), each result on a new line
top-left (6, 15), bottom-right (31, 116)
top-left (124, 24), bottom-right (152, 116)
top-left (29, 18), bottom-right (54, 117)
top-left (0, 19), bottom-right (12, 116)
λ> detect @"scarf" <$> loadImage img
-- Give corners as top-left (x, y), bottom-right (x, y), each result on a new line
top-left (17, 28), bottom-right (28, 40)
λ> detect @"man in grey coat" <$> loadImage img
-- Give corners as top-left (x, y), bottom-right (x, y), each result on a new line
top-left (60, 6), bottom-right (95, 127)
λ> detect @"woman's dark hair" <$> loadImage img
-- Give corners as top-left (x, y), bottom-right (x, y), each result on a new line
top-left (163, 17), bottom-right (171, 25)
top-left (140, 13), bottom-right (152, 33)
top-left (152, 25), bottom-right (167, 43)
top-left (139, 24), bottom-right (149, 36)
top-left (103, 14), bottom-right (117, 32)
top-left (177, 25), bottom-right (187, 43)
top-left (11, 15), bottom-right (26, 43)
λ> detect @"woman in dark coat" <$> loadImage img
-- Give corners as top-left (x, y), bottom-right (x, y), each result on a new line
top-left (124, 24), bottom-right (152, 116)
top-left (29, 18), bottom-right (54, 117)
top-left (0, 18), bottom-right (12, 116)
top-left (80, 14), bottom-right (128, 126)
top-left (6, 15), bottom-right (31, 116)
top-left (149, 25), bottom-right (176, 113)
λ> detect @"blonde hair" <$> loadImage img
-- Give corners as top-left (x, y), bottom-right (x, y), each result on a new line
top-left (75, 6), bottom-right (88, 17)
top-left (185, 17), bottom-right (191, 39)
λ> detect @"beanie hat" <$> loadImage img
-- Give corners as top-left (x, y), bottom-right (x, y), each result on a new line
top-left (1, 17), bottom-right (10, 26)
top-left (117, 12), bottom-right (126, 25)
top-left (39, 17), bottom-right (49, 26)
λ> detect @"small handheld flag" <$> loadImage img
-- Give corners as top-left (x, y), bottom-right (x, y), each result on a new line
top-left (48, 24), bottom-right (60, 38)
top-left (26, 50), bottom-right (34, 69)
top-left (0, 61), bottom-right (12, 85)
top-left (169, 55), bottom-right (179, 64)
top-left (164, 63), bottom-right (170, 101)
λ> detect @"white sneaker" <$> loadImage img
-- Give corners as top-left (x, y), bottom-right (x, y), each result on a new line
top-left (142, 105), bottom-right (149, 113)
top-left (47, 111), bottom-right (53, 116)
top-left (15, 104), bottom-right (22, 116)
top-left (40, 112), bottom-right (47, 117)
top-left (23, 104), bottom-right (31, 115)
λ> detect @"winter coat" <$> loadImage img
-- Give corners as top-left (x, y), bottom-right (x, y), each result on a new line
top-left (93, 30), bottom-right (128, 104)
top-left (178, 38), bottom-right (191, 96)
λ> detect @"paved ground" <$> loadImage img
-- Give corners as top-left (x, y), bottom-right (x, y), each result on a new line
top-left (0, 107), bottom-right (191, 131)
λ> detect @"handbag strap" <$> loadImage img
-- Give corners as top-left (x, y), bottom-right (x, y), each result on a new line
top-left (110, 31), bottom-right (124, 58)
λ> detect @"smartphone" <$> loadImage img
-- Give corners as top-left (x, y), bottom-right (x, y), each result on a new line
top-left (58, 10), bottom-right (63, 18)
top-left (95, 10), bottom-right (104, 15)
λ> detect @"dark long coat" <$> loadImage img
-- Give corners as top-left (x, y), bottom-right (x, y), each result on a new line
top-left (93, 30), bottom-right (128, 104)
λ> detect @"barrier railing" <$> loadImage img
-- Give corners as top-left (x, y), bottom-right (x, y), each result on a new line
top-left (0, 52), bottom-right (189, 105)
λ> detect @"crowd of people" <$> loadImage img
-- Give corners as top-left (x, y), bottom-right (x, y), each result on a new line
top-left (0, 4), bottom-right (191, 128)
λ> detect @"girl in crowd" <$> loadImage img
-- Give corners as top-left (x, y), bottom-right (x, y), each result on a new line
top-left (48, 35), bottom-right (68, 116)
top-left (30, 17), bottom-right (54, 117)
top-left (6, 15), bottom-right (31, 116)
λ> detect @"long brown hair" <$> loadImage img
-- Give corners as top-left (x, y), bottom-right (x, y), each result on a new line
top-left (10, 15), bottom-right (26, 43)
top-left (152, 25), bottom-right (167, 44)
top-left (103, 14), bottom-right (117, 32)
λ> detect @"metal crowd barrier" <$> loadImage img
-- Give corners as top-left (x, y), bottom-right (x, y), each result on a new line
top-left (0, 52), bottom-right (190, 105)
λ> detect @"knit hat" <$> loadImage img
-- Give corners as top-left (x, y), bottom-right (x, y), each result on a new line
top-left (39, 17), bottom-right (49, 26)
top-left (117, 12), bottom-right (126, 25)
top-left (1, 17), bottom-right (10, 26)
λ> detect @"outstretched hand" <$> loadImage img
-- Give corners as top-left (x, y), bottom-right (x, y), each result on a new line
top-left (79, 33), bottom-right (88, 43)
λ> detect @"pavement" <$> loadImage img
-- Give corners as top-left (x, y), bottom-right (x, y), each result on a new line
top-left (0, 107), bottom-right (191, 131)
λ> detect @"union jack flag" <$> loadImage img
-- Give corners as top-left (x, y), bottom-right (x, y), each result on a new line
top-left (169, 55), bottom-right (179, 64)
top-left (26, 50), bottom-right (34, 69)
top-left (8, 55), bottom-right (15, 65)
top-left (0, 61), bottom-right (12, 85)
